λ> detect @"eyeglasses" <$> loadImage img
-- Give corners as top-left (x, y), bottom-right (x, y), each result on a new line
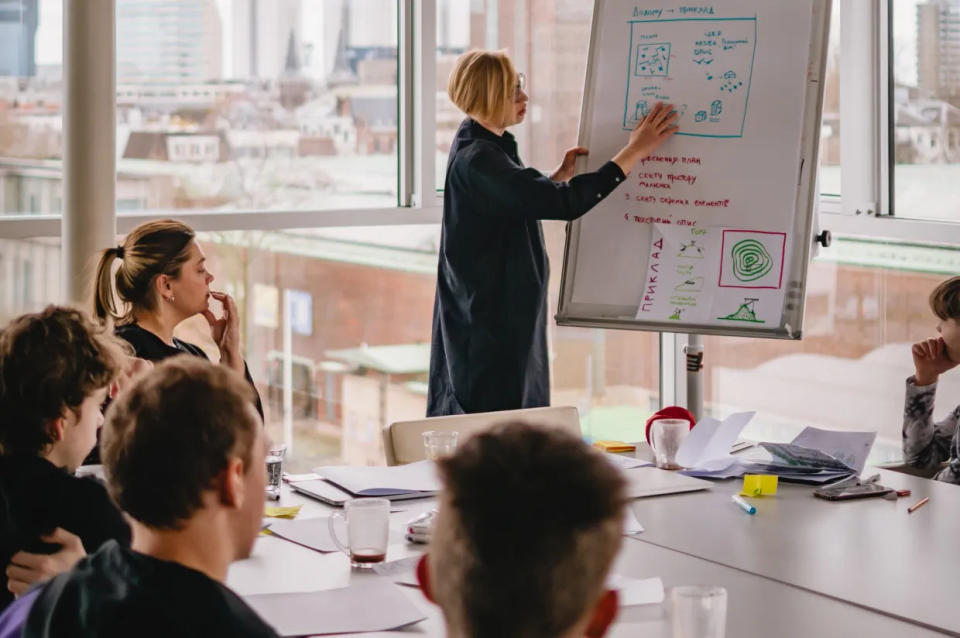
top-left (514, 72), bottom-right (527, 101)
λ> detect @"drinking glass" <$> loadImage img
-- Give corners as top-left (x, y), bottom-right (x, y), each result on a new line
top-left (328, 498), bottom-right (390, 568)
top-left (649, 419), bottom-right (690, 470)
top-left (671, 585), bottom-right (727, 638)
top-left (422, 430), bottom-right (459, 461)
top-left (265, 443), bottom-right (287, 500)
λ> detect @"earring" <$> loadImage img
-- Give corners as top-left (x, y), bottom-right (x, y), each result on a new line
top-left (168, 295), bottom-right (175, 303)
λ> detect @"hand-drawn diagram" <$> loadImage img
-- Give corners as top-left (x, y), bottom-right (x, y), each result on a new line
top-left (730, 239), bottom-right (772, 282)
top-left (678, 239), bottom-right (704, 258)
top-left (623, 16), bottom-right (757, 138)
top-left (676, 276), bottom-right (704, 292)
top-left (719, 230), bottom-right (786, 289)
top-left (636, 226), bottom-right (719, 323)
top-left (717, 297), bottom-right (764, 323)
top-left (636, 43), bottom-right (672, 77)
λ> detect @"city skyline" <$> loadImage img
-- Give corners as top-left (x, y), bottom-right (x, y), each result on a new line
top-left (14, 0), bottom-right (954, 87)
top-left (32, 0), bottom-right (469, 81)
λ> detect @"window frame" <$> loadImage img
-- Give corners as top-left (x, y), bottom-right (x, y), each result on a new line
top-left (815, 0), bottom-right (960, 248)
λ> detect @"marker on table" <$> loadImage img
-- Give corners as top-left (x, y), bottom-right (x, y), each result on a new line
top-left (907, 496), bottom-right (929, 514)
top-left (731, 494), bottom-right (756, 515)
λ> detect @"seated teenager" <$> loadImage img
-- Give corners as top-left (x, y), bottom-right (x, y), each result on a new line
top-left (417, 421), bottom-right (627, 638)
top-left (0, 307), bottom-right (132, 609)
top-left (92, 218), bottom-right (263, 419)
top-left (904, 276), bottom-right (960, 483)
top-left (17, 357), bottom-right (277, 638)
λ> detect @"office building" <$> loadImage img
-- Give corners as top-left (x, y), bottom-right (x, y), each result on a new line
top-left (117, 0), bottom-right (222, 84)
top-left (0, 0), bottom-right (38, 77)
top-left (918, 0), bottom-right (960, 102)
top-left (232, 0), bottom-right (301, 80)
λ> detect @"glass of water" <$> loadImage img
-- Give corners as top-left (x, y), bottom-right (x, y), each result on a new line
top-left (265, 443), bottom-right (287, 500)
top-left (671, 585), bottom-right (727, 638)
top-left (422, 430), bottom-right (459, 461)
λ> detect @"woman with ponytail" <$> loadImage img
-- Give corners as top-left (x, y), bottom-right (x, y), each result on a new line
top-left (93, 219), bottom-right (263, 419)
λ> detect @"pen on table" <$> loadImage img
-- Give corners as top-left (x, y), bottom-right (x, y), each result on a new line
top-left (907, 496), bottom-right (929, 514)
top-left (731, 494), bottom-right (756, 515)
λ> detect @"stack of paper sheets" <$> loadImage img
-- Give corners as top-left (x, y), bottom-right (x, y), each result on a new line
top-left (674, 412), bottom-right (756, 478)
top-left (676, 414), bottom-right (877, 485)
top-left (745, 442), bottom-right (862, 484)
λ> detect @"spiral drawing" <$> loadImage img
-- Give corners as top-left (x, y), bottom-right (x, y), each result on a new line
top-left (730, 239), bottom-right (773, 282)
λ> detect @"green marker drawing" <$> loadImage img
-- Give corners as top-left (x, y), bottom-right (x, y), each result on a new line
top-left (676, 277), bottom-right (704, 292)
top-left (678, 240), bottom-right (704, 259)
top-left (730, 239), bottom-right (772, 282)
top-left (718, 298), bottom-right (764, 323)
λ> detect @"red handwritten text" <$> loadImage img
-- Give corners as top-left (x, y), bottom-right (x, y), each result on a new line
top-left (667, 173), bottom-right (697, 185)
top-left (694, 199), bottom-right (730, 208)
top-left (640, 235), bottom-right (665, 313)
top-left (639, 155), bottom-right (703, 167)
top-left (623, 214), bottom-right (697, 226)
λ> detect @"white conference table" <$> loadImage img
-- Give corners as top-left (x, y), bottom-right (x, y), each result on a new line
top-left (629, 468), bottom-right (958, 636)
top-left (228, 480), bottom-right (948, 638)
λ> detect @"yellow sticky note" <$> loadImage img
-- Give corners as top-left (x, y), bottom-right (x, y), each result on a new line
top-left (593, 440), bottom-right (637, 453)
top-left (264, 505), bottom-right (302, 519)
top-left (741, 475), bottom-right (778, 497)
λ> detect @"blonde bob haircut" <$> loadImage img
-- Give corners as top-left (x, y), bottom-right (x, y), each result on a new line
top-left (448, 49), bottom-right (518, 128)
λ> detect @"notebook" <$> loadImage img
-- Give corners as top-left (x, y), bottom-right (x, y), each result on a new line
top-left (292, 461), bottom-right (442, 505)
top-left (290, 479), bottom-right (435, 505)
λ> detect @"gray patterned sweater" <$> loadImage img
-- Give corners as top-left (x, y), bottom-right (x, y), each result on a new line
top-left (903, 376), bottom-right (960, 483)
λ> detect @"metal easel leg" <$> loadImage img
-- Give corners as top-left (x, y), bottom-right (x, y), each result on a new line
top-left (683, 334), bottom-right (704, 422)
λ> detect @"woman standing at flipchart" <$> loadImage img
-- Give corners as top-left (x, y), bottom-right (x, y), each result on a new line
top-left (427, 49), bottom-right (678, 417)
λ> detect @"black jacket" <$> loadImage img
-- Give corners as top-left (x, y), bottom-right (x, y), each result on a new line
top-left (427, 118), bottom-right (625, 416)
top-left (0, 456), bottom-right (130, 610)
top-left (114, 324), bottom-right (264, 420)
top-left (80, 324), bottom-right (266, 467)
top-left (23, 541), bottom-right (278, 638)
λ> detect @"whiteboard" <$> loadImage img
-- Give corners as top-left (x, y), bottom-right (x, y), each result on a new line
top-left (556, 0), bottom-right (831, 340)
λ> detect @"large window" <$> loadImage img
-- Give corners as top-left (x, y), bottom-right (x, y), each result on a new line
top-left (892, 0), bottom-right (960, 220)
top-left (115, 0), bottom-right (399, 214)
top-left (0, 236), bottom-right (59, 319)
top-left (186, 226), bottom-right (438, 470)
top-left (819, 0), bottom-right (841, 197)
top-left (434, 0), bottom-right (593, 190)
top-left (0, 0), bottom-right (62, 217)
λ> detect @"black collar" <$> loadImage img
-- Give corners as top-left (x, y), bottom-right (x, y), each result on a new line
top-left (461, 118), bottom-right (518, 155)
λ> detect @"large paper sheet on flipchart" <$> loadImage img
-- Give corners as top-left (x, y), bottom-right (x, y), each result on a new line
top-left (557, 0), bottom-right (830, 339)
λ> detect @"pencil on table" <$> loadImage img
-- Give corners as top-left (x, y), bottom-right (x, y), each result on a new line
top-left (907, 497), bottom-right (929, 514)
